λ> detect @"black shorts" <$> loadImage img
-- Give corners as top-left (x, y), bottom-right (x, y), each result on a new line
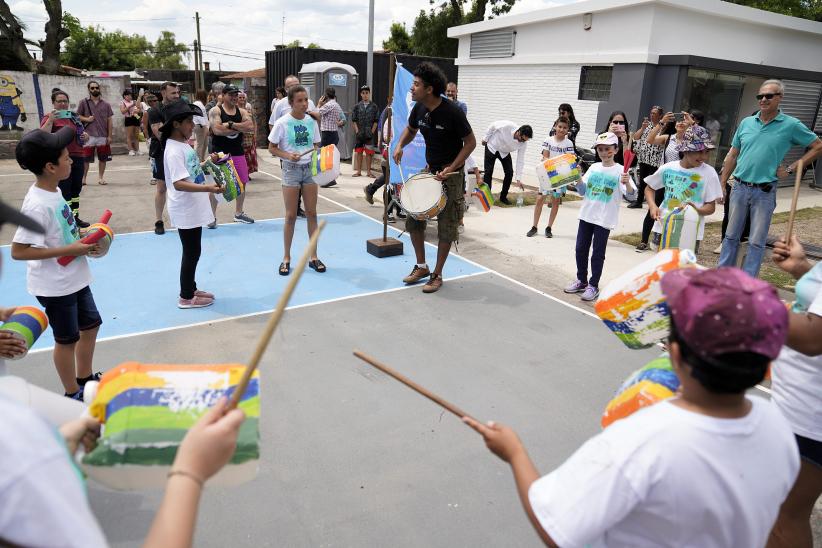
top-left (796, 434), bottom-right (822, 468)
top-left (124, 117), bottom-right (141, 127)
top-left (151, 155), bottom-right (165, 181)
top-left (36, 286), bottom-right (102, 345)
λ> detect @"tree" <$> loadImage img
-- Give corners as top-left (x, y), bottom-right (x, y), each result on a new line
top-left (285, 39), bottom-right (320, 49)
top-left (725, 0), bottom-right (822, 21)
top-left (62, 19), bottom-right (188, 70)
top-left (382, 22), bottom-right (413, 53)
top-left (0, 0), bottom-right (69, 73)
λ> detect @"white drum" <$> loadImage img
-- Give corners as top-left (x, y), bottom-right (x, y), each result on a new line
top-left (399, 173), bottom-right (447, 221)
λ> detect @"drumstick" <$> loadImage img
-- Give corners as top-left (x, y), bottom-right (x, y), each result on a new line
top-left (228, 220), bottom-right (326, 410)
top-left (785, 159), bottom-right (805, 239)
top-left (397, 162), bottom-right (407, 184)
top-left (353, 350), bottom-right (478, 422)
top-left (299, 147), bottom-right (317, 158)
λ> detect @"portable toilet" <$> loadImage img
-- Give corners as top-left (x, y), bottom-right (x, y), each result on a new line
top-left (298, 62), bottom-right (358, 160)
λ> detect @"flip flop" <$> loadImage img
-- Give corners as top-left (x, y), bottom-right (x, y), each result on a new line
top-left (278, 262), bottom-right (290, 276)
top-left (352, 173), bottom-right (362, 177)
top-left (308, 259), bottom-right (326, 273)
top-left (98, 180), bottom-right (107, 185)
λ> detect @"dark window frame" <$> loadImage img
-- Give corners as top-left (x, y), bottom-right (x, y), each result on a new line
top-left (578, 66), bottom-right (613, 101)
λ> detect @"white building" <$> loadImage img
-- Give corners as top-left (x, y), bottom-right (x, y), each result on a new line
top-left (448, 0), bottom-right (822, 181)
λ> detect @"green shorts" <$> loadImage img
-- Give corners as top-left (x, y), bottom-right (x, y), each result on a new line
top-left (405, 169), bottom-right (464, 243)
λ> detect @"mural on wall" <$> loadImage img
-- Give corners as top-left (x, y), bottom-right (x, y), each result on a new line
top-left (0, 73), bottom-right (27, 131)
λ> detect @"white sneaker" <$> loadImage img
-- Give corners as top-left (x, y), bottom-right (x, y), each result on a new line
top-left (580, 284), bottom-right (600, 302)
top-left (128, 150), bottom-right (136, 156)
top-left (713, 243), bottom-right (722, 254)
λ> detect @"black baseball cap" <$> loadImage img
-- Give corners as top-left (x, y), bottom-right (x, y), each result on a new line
top-left (159, 100), bottom-right (203, 132)
top-left (223, 85), bottom-right (240, 94)
top-left (360, 85), bottom-right (370, 92)
top-left (0, 199), bottom-right (44, 233)
top-left (16, 127), bottom-right (75, 173)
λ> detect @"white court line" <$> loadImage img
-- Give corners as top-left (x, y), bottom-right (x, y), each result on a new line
top-left (0, 211), bottom-right (354, 246)
top-left (260, 170), bottom-right (774, 396)
top-left (0, 166), bottom-right (150, 177)
top-left (24, 270), bottom-right (488, 355)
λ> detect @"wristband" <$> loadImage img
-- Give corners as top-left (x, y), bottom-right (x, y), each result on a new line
top-left (167, 469), bottom-right (204, 488)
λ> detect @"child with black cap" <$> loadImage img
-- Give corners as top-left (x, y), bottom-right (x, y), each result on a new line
top-left (11, 127), bottom-right (102, 401)
top-left (160, 100), bottom-right (222, 308)
top-left (465, 267), bottom-right (799, 547)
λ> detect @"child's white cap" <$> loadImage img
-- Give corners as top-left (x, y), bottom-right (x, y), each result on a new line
top-left (592, 132), bottom-right (619, 147)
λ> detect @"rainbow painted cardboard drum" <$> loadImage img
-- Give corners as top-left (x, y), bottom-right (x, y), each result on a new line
top-left (309, 144), bottom-right (341, 187)
top-left (595, 249), bottom-right (700, 349)
top-left (536, 153), bottom-right (581, 195)
top-left (601, 354), bottom-right (679, 428)
top-left (82, 362), bottom-right (260, 490)
top-left (399, 173), bottom-right (447, 221)
top-left (86, 223), bottom-right (114, 258)
top-left (0, 306), bottom-right (48, 359)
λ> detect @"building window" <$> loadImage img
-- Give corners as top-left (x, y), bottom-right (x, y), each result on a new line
top-left (578, 66), bottom-right (612, 101)
top-left (470, 30), bottom-right (516, 59)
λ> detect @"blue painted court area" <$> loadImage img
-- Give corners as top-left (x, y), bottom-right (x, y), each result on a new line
top-left (0, 211), bottom-right (486, 351)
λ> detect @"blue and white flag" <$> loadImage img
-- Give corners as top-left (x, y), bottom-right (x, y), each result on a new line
top-left (389, 64), bottom-right (427, 184)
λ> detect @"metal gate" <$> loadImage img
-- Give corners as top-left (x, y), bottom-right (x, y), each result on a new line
top-left (778, 79), bottom-right (822, 186)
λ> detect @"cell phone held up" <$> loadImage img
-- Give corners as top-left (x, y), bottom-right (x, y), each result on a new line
top-left (673, 112), bottom-right (685, 124)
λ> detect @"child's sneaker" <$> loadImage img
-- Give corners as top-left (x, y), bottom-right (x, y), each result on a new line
top-left (526, 226), bottom-right (537, 237)
top-left (194, 289), bottom-right (215, 299)
top-left (564, 279), bottom-right (586, 294)
top-left (234, 212), bottom-right (255, 224)
top-left (76, 372), bottom-right (102, 386)
top-left (581, 284), bottom-right (600, 301)
top-left (178, 295), bottom-right (214, 309)
top-left (65, 389), bottom-right (84, 402)
top-left (545, 226), bottom-right (553, 238)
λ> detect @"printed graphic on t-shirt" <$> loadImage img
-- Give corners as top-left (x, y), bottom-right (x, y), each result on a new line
top-left (542, 141), bottom-right (575, 157)
top-left (586, 170), bottom-right (619, 203)
top-left (288, 118), bottom-right (313, 148)
top-left (185, 147), bottom-right (205, 184)
top-left (662, 169), bottom-right (705, 209)
top-left (57, 201), bottom-right (79, 244)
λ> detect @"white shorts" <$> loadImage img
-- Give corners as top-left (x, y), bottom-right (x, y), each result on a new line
top-left (84, 136), bottom-right (108, 147)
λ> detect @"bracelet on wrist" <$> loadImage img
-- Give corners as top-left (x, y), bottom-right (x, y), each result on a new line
top-left (167, 469), bottom-right (204, 488)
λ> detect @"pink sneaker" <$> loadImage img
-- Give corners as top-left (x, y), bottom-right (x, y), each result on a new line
top-left (178, 295), bottom-right (214, 309)
top-left (194, 289), bottom-right (215, 299)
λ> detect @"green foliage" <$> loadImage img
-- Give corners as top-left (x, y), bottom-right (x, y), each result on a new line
top-left (285, 39), bottom-right (321, 49)
top-left (724, 0), bottom-right (822, 21)
top-left (385, 0), bottom-right (521, 58)
top-left (382, 22), bottom-right (413, 53)
top-left (61, 20), bottom-right (188, 70)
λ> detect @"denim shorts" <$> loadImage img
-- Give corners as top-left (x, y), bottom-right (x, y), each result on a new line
top-left (36, 286), bottom-right (102, 345)
top-left (281, 161), bottom-right (316, 188)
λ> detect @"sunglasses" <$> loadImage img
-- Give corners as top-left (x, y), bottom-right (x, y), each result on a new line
top-left (611, 120), bottom-right (626, 125)
top-left (756, 93), bottom-right (781, 101)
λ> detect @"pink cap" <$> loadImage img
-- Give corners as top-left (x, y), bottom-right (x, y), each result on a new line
top-left (661, 267), bottom-right (787, 360)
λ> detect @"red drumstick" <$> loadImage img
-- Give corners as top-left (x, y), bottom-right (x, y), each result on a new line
top-left (58, 210), bottom-right (113, 266)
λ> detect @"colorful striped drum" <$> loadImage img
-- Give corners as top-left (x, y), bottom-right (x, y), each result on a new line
top-left (309, 144), bottom-right (340, 186)
top-left (660, 204), bottom-right (702, 252)
top-left (536, 153), bottom-right (581, 195)
top-left (471, 182), bottom-right (493, 212)
top-left (82, 362), bottom-right (260, 490)
top-left (0, 306), bottom-right (48, 359)
top-left (203, 155), bottom-right (244, 203)
top-left (86, 223), bottom-right (114, 258)
top-left (601, 354), bottom-right (679, 428)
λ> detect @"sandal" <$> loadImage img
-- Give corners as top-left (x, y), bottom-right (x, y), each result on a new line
top-left (308, 259), bottom-right (327, 273)
top-left (352, 173), bottom-right (362, 177)
top-left (98, 180), bottom-right (107, 185)
top-left (278, 262), bottom-right (290, 276)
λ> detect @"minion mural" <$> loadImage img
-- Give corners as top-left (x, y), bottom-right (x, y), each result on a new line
top-left (0, 74), bottom-right (27, 131)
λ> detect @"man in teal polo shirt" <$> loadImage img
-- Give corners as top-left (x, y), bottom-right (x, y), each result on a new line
top-left (719, 79), bottom-right (822, 276)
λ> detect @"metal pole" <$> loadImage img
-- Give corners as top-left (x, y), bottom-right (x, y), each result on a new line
top-left (367, 0), bottom-right (374, 89)
top-left (382, 55), bottom-right (396, 241)
top-left (195, 12), bottom-right (204, 89)
top-left (193, 40), bottom-right (200, 90)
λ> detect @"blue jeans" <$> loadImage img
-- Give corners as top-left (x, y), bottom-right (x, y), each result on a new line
top-left (718, 183), bottom-right (776, 276)
top-left (575, 219), bottom-right (610, 287)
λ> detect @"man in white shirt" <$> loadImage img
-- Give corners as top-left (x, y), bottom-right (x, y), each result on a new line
top-left (482, 121), bottom-right (532, 204)
top-left (465, 267), bottom-right (799, 548)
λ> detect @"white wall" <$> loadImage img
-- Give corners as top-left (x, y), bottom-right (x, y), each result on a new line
top-left (0, 71), bottom-right (129, 145)
top-left (458, 64), bottom-right (601, 183)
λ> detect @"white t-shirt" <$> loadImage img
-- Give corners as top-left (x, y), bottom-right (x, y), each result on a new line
top-left (163, 139), bottom-right (213, 229)
top-left (0, 397), bottom-right (107, 547)
top-left (578, 163), bottom-right (630, 231)
top-left (13, 185), bottom-right (92, 297)
top-left (645, 160), bottom-right (723, 238)
top-left (268, 113), bottom-right (321, 165)
top-left (192, 100), bottom-right (209, 127)
top-left (541, 135), bottom-right (575, 159)
top-left (529, 398), bottom-right (799, 548)
top-left (268, 97), bottom-right (317, 126)
top-left (772, 261), bottom-right (822, 442)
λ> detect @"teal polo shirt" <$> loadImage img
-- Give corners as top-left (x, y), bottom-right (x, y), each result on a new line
top-left (731, 110), bottom-right (818, 183)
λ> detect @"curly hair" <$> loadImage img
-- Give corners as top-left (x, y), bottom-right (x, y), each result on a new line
top-left (413, 62), bottom-right (447, 97)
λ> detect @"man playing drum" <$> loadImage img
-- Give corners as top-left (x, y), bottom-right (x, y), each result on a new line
top-left (393, 63), bottom-right (476, 293)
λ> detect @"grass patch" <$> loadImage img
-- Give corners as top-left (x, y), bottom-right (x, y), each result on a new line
top-left (492, 190), bottom-right (581, 208)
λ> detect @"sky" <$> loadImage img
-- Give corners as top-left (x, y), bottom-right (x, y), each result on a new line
top-left (10, 0), bottom-right (569, 72)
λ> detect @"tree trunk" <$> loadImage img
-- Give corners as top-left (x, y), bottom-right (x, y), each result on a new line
top-left (40, 0), bottom-right (68, 74)
top-left (0, 0), bottom-right (35, 70)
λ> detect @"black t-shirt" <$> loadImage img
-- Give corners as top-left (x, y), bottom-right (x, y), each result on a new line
top-left (408, 99), bottom-right (472, 172)
top-left (148, 102), bottom-right (168, 159)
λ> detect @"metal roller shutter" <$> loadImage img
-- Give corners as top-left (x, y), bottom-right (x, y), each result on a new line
top-left (777, 79), bottom-right (822, 186)
top-left (470, 30), bottom-right (516, 59)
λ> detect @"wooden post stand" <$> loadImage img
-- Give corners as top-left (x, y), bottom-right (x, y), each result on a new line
top-left (367, 54), bottom-right (403, 258)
